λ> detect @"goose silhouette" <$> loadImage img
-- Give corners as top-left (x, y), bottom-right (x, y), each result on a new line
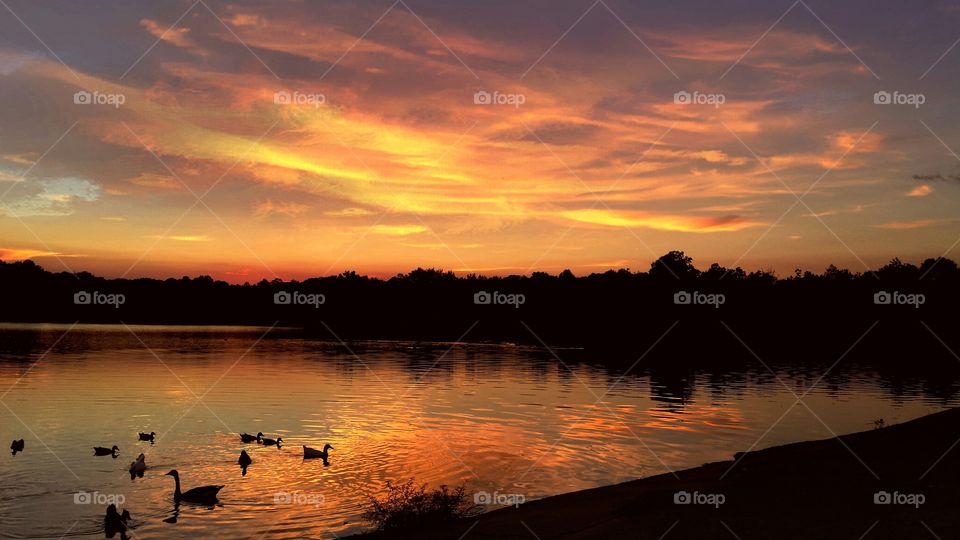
top-left (138, 432), bottom-right (155, 443)
top-left (104, 503), bottom-right (132, 539)
top-left (129, 453), bottom-right (146, 476)
top-left (165, 469), bottom-right (224, 504)
top-left (95, 445), bottom-right (120, 457)
top-left (303, 444), bottom-right (333, 460)
top-left (260, 436), bottom-right (282, 447)
top-left (10, 439), bottom-right (24, 455)
top-left (238, 450), bottom-right (252, 476)
top-left (239, 432), bottom-right (263, 443)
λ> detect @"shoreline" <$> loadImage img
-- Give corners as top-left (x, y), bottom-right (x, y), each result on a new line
top-left (353, 407), bottom-right (960, 539)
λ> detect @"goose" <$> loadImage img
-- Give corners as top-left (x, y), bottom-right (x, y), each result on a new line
top-left (10, 439), bottom-right (24, 454)
top-left (138, 432), bottom-right (155, 442)
top-left (95, 445), bottom-right (120, 456)
top-left (129, 453), bottom-right (146, 475)
top-left (165, 469), bottom-right (224, 504)
top-left (260, 436), bottom-right (282, 447)
top-left (303, 444), bottom-right (333, 460)
top-left (239, 432), bottom-right (263, 443)
top-left (104, 503), bottom-right (132, 539)
top-left (238, 450), bottom-right (252, 475)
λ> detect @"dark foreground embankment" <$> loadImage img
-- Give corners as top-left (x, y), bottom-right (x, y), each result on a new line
top-left (354, 408), bottom-right (960, 539)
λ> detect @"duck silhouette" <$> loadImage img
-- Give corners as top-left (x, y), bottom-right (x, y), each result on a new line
top-left (260, 436), bottom-right (282, 448)
top-left (104, 503), bottom-right (132, 539)
top-left (10, 439), bottom-right (24, 455)
top-left (165, 469), bottom-right (224, 504)
top-left (239, 432), bottom-right (263, 443)
top-left (138, 432), bottom-right (155, 443)
top-left (129, 453), bottom-right (146, 478)
top-left (238, 450), bottom-right (252, 476)
top-left (303, 444), bottom-right (333, 461)
top-left (95, 445), bottom-right (120, 457)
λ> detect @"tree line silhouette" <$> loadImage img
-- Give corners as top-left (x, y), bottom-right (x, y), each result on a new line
top-left (1, 251), bottom-right (958, 370)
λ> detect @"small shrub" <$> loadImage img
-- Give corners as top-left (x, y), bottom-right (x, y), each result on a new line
top-left (363, 479), bottom-right (474, 531)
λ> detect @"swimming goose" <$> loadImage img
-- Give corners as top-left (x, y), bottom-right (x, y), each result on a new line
top-left (138, 432), bottom-right (155, 442)
top-left (95, 445), bottom-right (120, 456)
top-left (260, 436), bottom-right (282, 447)
top-left (129, 453), bottom-right (146, 475)
top-left (238, 450), bottom-right (252, 475)
top-left (10, 439), bottom-right (24, 455)
top-left (165, 469), bottom-right (224, 504)
top-left (239, 432), bottom-right (263, 443)
top-left (303, 444), bottom-right (334, 460)
top-left (104, 504), bottom-right (132, 539)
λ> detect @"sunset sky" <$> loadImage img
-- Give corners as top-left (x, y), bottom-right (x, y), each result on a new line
top-left (1, 0), bottom-right (959, 281)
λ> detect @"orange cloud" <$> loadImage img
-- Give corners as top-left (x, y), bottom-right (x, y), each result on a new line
top-left (561, 209), bottom-right (763, 232)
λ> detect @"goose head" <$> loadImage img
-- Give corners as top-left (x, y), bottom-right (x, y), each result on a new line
top-left (112, 445), bottom-right (120, 453)
top-left (323, 444), bottom-right (334, 451)
top-left (256, 431), bottom-right (264, 441)
top-left (165, 469), bottom-right (179, 478)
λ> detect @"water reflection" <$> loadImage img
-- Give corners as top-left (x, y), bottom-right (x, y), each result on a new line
top-left (0, 324), bottom-right (956, 539)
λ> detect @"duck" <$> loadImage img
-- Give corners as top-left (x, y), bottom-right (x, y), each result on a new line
top-left (165, 469), bottom-right (224, 504)
top-left (238, 450), bottom-right (252, 476)
top-left (239, 432), bottom-right (263, 443)
top-left (138, 432), bottom-right (155, 442)
top-left (95, 445), bottom-right (120, 456)
top-left (303, 443), bottom-right (333, 460)
top-left (129, 453), bottom-right (146, 475)
top-left (104, 503), bottom-right (132, 539)
top-left (260, 436), bottom-right (282, 447)
top-left (10, 439), bottom-right (24, 455)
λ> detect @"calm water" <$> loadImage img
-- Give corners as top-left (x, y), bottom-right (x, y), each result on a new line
top-left (0, 324), bottom-right (956, 539)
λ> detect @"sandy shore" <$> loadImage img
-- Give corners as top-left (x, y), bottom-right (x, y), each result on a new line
top-left (354, 407), bottom-right (960, 539)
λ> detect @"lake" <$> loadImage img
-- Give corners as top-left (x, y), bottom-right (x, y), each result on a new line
top-left (0, 324), bottom-right (955, 539)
